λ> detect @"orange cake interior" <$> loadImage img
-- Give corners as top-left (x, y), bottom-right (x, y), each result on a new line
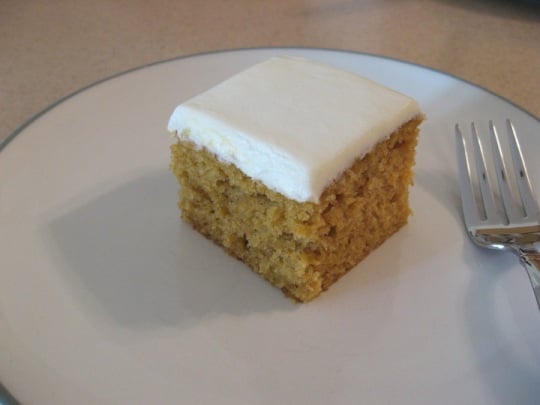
top-left (170, 116), bottom-right (422, 302)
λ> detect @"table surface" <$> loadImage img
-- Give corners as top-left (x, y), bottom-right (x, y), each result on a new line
top-left (1, 0), bottom-right (539, 147)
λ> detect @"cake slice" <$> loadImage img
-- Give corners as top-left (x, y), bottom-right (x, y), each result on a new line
top-left (168, 56), bottom-right (423, 302)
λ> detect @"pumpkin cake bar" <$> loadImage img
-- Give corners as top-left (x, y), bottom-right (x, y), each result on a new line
top-left (168, 56), bottom-right (423, 302)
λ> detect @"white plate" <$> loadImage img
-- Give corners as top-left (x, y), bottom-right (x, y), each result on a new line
top-left (1, 48), bottom-right (539, 405)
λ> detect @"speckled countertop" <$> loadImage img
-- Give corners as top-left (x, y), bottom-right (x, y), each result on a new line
top-left (1, 0), bottom-right (539, 147)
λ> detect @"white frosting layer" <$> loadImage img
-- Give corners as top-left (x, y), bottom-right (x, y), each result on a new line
top-left (168, 56), bottom-right (421, 202)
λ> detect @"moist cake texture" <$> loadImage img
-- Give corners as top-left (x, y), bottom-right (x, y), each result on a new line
top-left (168, 56), bottom-right (423, 302)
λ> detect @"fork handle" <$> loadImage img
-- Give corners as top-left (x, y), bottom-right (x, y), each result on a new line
top-left (518, 248), bottom-right (540, 311)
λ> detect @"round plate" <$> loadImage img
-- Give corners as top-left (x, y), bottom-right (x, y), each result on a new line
top-left (1, 48), bottom-right (539, 404)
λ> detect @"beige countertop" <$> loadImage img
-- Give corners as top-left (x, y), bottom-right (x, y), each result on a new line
top-left (1, 0), bottom-right (539, 146)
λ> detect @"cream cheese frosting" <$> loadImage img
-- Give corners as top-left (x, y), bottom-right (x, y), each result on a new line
top-left (167, 56), bottom-right (421, 202)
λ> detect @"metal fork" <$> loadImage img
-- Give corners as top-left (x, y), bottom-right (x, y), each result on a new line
top-left (455, 119), bottom-right (540, 310)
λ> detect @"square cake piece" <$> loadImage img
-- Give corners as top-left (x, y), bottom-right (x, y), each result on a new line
top-left (168, 56), bottom-right (423, 302)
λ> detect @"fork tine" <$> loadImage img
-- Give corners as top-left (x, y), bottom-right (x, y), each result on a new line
top-left (489, 121), bottom-right (521, 224)
top-left (455, 124), bottom-right (482, 227)
top-left (506, 119), bottom-right (540, 220)
top-left (471, 123), bottom-right (498, 222)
